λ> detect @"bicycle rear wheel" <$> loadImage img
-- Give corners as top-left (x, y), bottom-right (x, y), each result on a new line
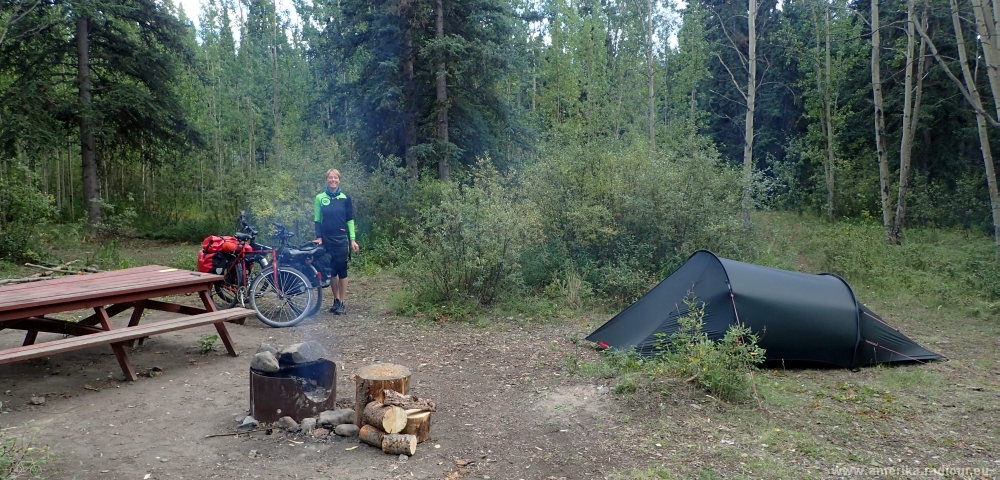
top-left (248, 266), bottom-right (316, 328)
top-left (211, 261), bottom-right (245, 309)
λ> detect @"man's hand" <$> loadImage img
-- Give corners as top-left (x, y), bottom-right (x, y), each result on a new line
top-left (350, 240), bottom-right (359, 252)
top-left (314, 238), bottom-right (323, 244)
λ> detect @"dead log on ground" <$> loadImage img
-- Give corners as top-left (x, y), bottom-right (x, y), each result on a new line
top-left (0, 277), bottom-right (52, 286)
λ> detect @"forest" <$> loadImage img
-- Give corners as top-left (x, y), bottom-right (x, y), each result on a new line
top-left (4, 0), bottom-right (1000, 306)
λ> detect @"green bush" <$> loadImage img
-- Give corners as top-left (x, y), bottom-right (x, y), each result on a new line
top-left (523, 136), bottom-right (753, 302)
top-left (0, 162), bottom-right (55, 262)
top-left (404, 158), bottom-right (543, 306)
top-left (656, 297), bottom-right (766, 403)
top-left (571, 296), bottom-right (765, 404)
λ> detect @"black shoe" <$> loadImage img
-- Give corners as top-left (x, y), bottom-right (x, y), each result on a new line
top-left (329, 298), bottom-right (342, 314)
top-left (320, 278), bottom-right (331, 288)
top-left (335, 302), bottom-right (346, 315)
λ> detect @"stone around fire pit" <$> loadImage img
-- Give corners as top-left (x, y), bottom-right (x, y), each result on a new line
top-left (318, 409), bottom-right (355, 427)
top-left (250, 351), bottom-right (280, 372)
top-left (279, 341), bottom-right (326, 365)
top-left (301, 418), bottom-right (317, 434)
top-left (277, 416), bottom-right (299, 430)
top-left (257, 343), bottom-right (279, 356)
top-left (334, 424), bottom-right (360, 437)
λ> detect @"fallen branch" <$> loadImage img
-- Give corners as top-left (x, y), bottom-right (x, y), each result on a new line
top-left (204, 431), bottom-right (256, 438)
top-left (0, 277), bottom-right (53, 286)
top-left (29, 260), bottom-right (80, 278)
top-left (24, 263), bottom-right (94, 275)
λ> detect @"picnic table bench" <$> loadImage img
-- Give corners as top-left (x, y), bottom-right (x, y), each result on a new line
top-left (0, 265), bottom-right (254, 380)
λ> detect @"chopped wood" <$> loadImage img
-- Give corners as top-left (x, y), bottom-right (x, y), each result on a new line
top-left (363, 401), bottom-right (408, 434)
top-left (382, 389), bottom-right (436, 412)
top-left (401, 409), bottom-right (432, 443)
top-left (381, 433), bottom-right (417, 455)
top-left (354, 363), bottom-right (411, 426)
top-left (358, 424), bottom-right (386, 449)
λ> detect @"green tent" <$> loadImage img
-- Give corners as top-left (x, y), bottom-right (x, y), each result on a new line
top-left (587, 250), bottom-right (944, 368)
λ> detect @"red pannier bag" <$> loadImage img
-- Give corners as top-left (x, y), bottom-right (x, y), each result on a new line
top-left (202, 235), bottom-right (241, 253)
top-left (197, 250), bottom-right (215, 273)
top-left (198, 235), bottom-right (241, 273)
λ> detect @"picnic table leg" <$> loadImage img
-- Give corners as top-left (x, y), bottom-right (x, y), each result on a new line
top-left (124, 300), bottom-right (147, 349)
top-left (199, 290), bottom-right (238, 357)
top-left (22, 330), bottom-right (38, 346)
top-left (95, 306), bottom-right (138, 381)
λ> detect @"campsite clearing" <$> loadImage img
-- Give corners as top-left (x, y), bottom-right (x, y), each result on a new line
top-left (0, 242), bottom-right (998, 479)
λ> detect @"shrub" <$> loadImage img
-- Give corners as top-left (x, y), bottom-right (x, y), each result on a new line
top-left (657, 297), bottom-right (766, 403)
top-left (572, 296), bottom-right (765, 404)
top-left (404, 158), bottom-right (543, 306)
top-left (0, 162), bottom-right (55, 262)
top-left (523, 136), bottom-right (753, 302)
top-left (0, 423), bottom-right (48, 479)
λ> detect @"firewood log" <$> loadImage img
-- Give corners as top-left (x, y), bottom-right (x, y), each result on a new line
top-left (363, 401), bottom-right (408, 434)
top-left (382, 389), bottom-right (436, 412)
top-left (381, 433), bottom-right (417, 455)
top-left (401, 409), bottom-right (432, 443)
top-left (358, 424), bottom-right (385, 449)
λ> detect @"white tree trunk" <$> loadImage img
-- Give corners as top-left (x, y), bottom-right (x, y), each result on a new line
top-left (871, 0), bottom-right (892, 243)
top-left (962, 0), bottom-right (1000, 253)
top-left (742, 0), bottom-right (758, 227)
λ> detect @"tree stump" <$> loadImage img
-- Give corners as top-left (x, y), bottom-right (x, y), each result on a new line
top-left (401, 409), bottom-right (432, 443)
top-left (354, 363), bottom-right (411, 426)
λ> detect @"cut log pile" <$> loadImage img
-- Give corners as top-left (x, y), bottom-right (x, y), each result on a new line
top-left (353, 363), bottom-right (435, 456)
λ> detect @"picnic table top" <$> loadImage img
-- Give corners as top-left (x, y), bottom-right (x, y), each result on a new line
top-left (0, 265), bottom-right (221, 322)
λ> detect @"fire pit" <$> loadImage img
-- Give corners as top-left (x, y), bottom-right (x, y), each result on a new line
top-left (249, 358), bottom-right (338, 423)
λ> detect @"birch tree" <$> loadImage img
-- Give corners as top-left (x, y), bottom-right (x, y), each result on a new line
top-left (914, 0), bottom-right (1000, 252)
top-left (711, 0), bottom-right (761, 226)
top-left (890, 0), bottom-right (928, 242)
top-left (871, 0), bottom-right (892, 242)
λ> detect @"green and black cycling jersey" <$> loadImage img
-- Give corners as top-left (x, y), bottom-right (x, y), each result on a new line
top-left (314, 187), bottom-right (356, 241)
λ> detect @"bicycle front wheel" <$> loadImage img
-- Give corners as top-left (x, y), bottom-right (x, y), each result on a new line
top-left (248, 266), bottom-right (316, 328)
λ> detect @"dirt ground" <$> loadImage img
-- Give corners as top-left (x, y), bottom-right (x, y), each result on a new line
top-left (2, 269), bottom-right (1000, 480)
top-left (0, 275), bottom-right (639, 480)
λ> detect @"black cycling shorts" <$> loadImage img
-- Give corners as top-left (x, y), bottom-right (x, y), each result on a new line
top-left (323, 235), bottom-right (350, 279)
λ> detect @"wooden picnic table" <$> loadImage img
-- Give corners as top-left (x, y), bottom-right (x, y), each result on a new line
top-left (0, 265), bottom-right (254, 380)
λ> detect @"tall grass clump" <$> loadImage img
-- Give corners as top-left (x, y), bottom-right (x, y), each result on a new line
top-left (403, 159), bottom-right (542, 307)
top-left (0, 424), bottom-right (48, 479)
top-left (522, 135), bottom-right (752, 305)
